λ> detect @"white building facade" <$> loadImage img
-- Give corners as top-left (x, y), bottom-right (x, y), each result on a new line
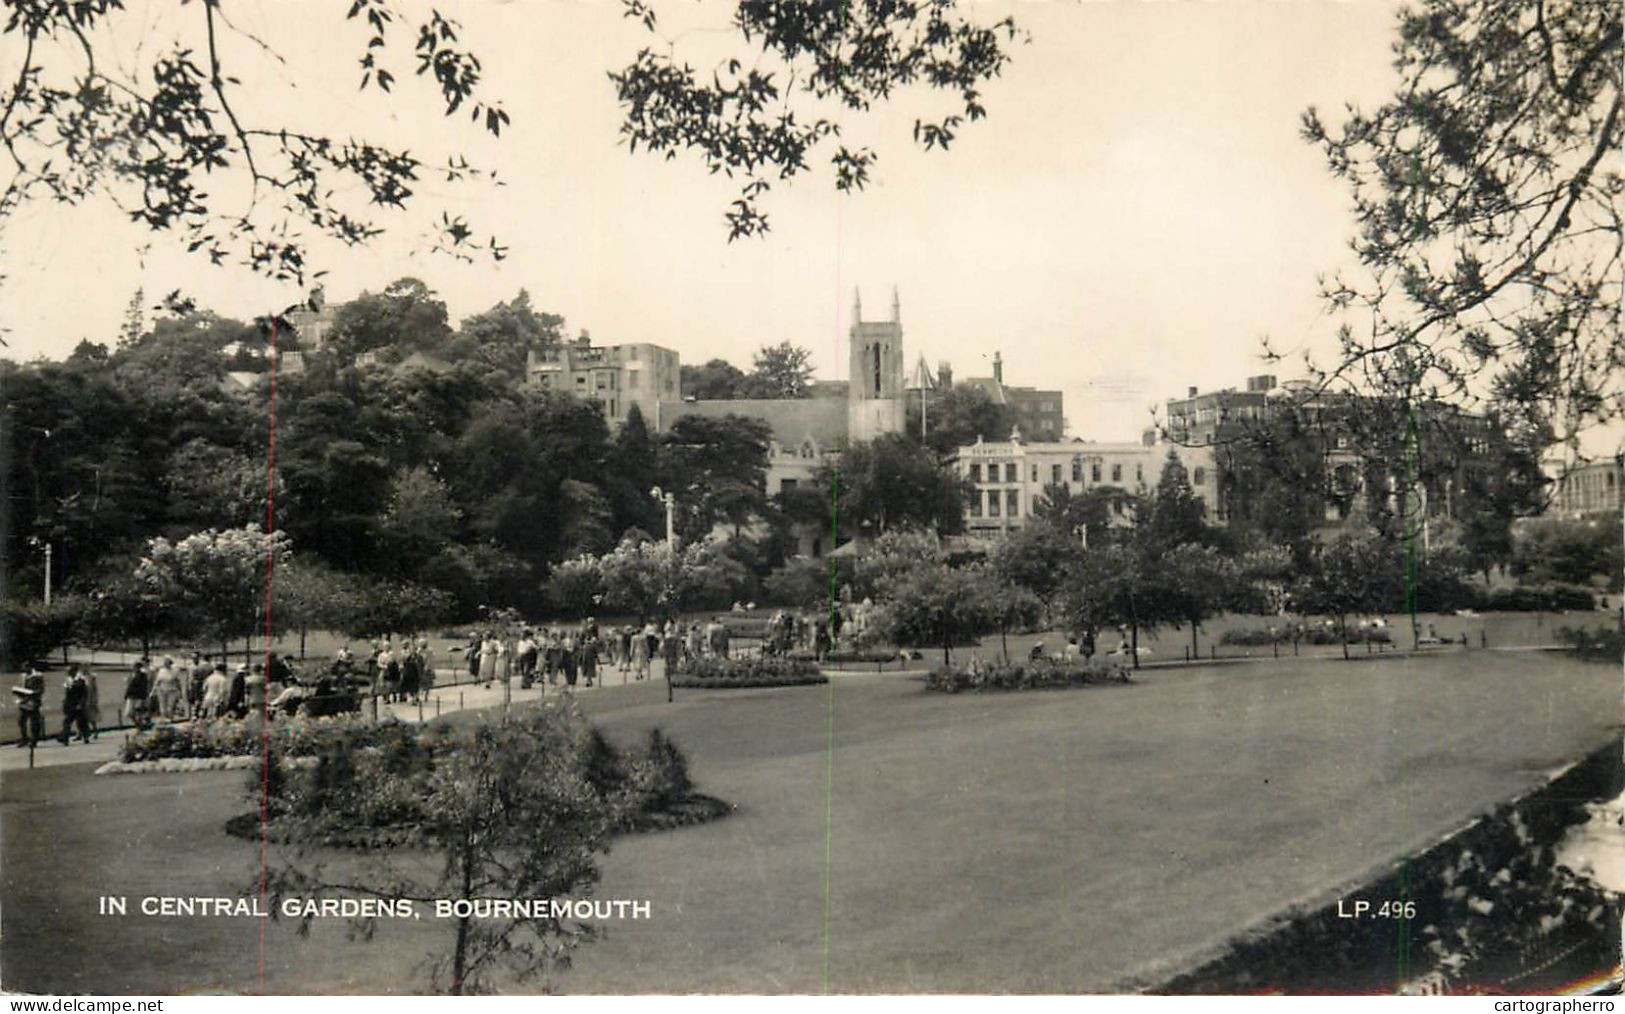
top-left (955, 433), bottom-right (1219, 534)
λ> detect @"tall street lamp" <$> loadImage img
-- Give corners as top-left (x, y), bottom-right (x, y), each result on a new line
top-left (649, 487), bottom-right (677, 549)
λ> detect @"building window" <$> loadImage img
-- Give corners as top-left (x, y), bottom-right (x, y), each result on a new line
top-left (609, 399), bottom-right (617, 417)
top-left (1136, 463), bottom-right (1143, 483)
top-left (970, 492), bottom-right (983, 517)
top-left (1071, 457), bottom-right (1082, 482)
top-left (1111, 463), bottom-right (1122, 482)
top-left (873, 344), bottom-right (882, 397)
top-left (1052, 464), bottom-right (1062, 486)
top-left (1005, 462), bottom-right (1017, 483)
top-left (1006, 490), bottom-right (1020, 516)
top-left (781, 478), bottom-right (798, 491)
top-left (1031, 464), bottom-right (1039, 483)
top-left (969, 463), bottom-right (981, 483)
top-left (575, 375), bottom-right (586, 387)
top-left (1091, 462), bottom-right (1101, 483)
top-left (1193, 466), bottom-right (1206, 485)
top-left (989, 493), bottom-right (1000, 517)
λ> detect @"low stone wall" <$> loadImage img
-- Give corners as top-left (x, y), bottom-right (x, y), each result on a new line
top-left (1161, 737), bottom-right (1623, 995)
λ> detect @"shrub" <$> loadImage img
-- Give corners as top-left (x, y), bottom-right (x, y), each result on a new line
top-left (672, 655), bottom-right (826, 687)
top-left (1479, 584), bottom-right (1600, 612)
top-left (924, 657), bottom-right (1130, 694)
top-left (1557, 625), bottom-right (1625, 663)
top-left (1221, 625), bottom-right (1392, 647)
top-left (123, 713), bottom-right (391, 763)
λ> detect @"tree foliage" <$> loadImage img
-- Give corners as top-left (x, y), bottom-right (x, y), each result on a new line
top-left (1299, 0), bottom-right (1623, 448)
top-left (610, 0), bottom-right (1022, 238)
top-left (0, 0), bottom-right (511, 286)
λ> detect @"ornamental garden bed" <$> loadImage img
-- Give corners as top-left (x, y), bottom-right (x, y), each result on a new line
top-left (220, 711), bottom-right (731, 848)
top-left (924, 658), bottom-right (1132, 694)
top-left (670, 656), bottom-right (826, 688)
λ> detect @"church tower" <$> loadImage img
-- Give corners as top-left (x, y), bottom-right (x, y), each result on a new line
top-left (848, 286), bottom-right (906, 442)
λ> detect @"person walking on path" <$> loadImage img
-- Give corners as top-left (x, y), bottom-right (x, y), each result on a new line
top-left (59, 667), bottom-right (92, 744)
top-left (561, 632), bottom-right (579, 689)
top-left (14, 663), bottom-right (45, 748)
top-left (200, 663), bottom-right (231, 718)
top-left (122, 662), bottom-right (152, 731)
top-left (153, 657), bottom-right (183, 718)
top-left (478, 632), bottom-right (502, 687)
top-left (226, 663), bottom-right (249, 719)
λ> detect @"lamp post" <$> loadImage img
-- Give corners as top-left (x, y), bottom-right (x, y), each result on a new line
top-left (650, 487), bottom-right (676, 549)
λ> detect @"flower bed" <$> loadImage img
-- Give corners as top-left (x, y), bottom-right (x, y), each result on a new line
top-left (119, 714), bottom-right (377, 763)
top-left (671, 655), bottom-right (826, 688)
top-left (1221, 625), bottom-right (1393, 647)
top-left (222, 712), bottom-right (729, 846)
top-left (785, 648), bottom-right (906, 666)
top-left (924, 658), bottom-right (1131, 694)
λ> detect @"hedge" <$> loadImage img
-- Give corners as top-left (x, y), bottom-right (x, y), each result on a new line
top-left (924, 658), bottom-right (1131, 694)
top-left (671, 655), bottom-right (826, 688)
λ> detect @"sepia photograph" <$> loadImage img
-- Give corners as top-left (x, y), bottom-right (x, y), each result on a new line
top-left (0, 0), bottom-right (1621, 998)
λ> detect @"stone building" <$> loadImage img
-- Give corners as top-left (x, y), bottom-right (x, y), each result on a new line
top-left (526, 333), bottom-right (681, 428)
top-left (954, 431), bottom-right (1217, 535)
top-left (1547, 456), bottom-right (1624, 519)
top-left (951, 351), bottom-right (1065, 441)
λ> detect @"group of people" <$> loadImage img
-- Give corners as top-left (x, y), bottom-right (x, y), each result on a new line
top-left (333, 639), bottom-right (436, 703)
top-left (11, 652), bottom-right (318, 749)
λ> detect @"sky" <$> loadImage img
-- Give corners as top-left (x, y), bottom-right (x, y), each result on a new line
top-left (1, 0), bottom-right (1475, 444)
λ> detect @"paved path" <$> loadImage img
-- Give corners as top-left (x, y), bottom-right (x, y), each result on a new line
top-left (0, 663), bottom-right (672, 774)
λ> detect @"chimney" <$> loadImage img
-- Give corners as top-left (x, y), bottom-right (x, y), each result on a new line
top-left (993, 351), bottom-right (1004, 384)
top-left (1187, 386), bottom-right (1198, 398)
top-left (937, 361), bottom-right (953, 390)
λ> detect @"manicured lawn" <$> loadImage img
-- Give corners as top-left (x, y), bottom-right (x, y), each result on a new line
top-left (1, 649), bottom-right (1619, 994)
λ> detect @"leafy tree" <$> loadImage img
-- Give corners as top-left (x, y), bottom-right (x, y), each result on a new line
top-left (992, 522), bottom-right (1083, 602)
top-left (1, 2), bottom-right (511, 286)
top-left (983, 571), bottom-right (1043, 662)
top-left (1291, 534), bottom-right (1401, 660)
top-left (378, 467), bottom-right (463, 578)
top-left (825, 434), bottom-right (969, 538)
top-left (329, 279), bottom-right (453, 361)
top-left (906, 383), bottom-right (1015, 456)
top-left (264, 707), bottom-right (616, 994)
top-left (1157, 543), bottom-right (1235, 658)
top-left (1053, 543), bottom-right (1176, 670)
top-left (134, 525), bottom-right (292, 659)
top-left (1511, 518), bottom-right (1624, 590)
top-left (657, 414), bottom-right (771, 540)
top-left (763, 556), bottom-right (834, 611)
top-left (454, 290), bottom-right (564, 375)
top-left (269, 559), bottom-right (355, 658)
top-left (873, 560), bottom-right (996, 665)
top-left (679, 359), bottom-right (750, 400)
top-left (1299, 0), bottom-right (1622, 450)
top-left (612, 0), bottom-right (1021, 237)
top-left (742, 342), bottom-right (815, 399)
top-left (545, 556), bottom-right (606, 620)
top-left (164, 439), bottom-right (278, 533)
top-left (594, 533), bottom-right (735, 622)
top-left (337, 578), bottom-right (458, 641)
top-left (1142, 451), bottom-right (1210, 549)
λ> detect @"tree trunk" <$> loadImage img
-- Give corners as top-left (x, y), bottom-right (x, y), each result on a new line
top-left (1190, 617), bottom-right (1199, 658)
top-left (1000, 624), bottom-right (1009, 663)
top-left (299, 625), bottom-right (307, 659)
top-left (942, 639), bottom-right (951, 667)
top-left (1130, 622), bottom-right (1140, 670)
top-left (1339, 613), bottom-right (1350, 660)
